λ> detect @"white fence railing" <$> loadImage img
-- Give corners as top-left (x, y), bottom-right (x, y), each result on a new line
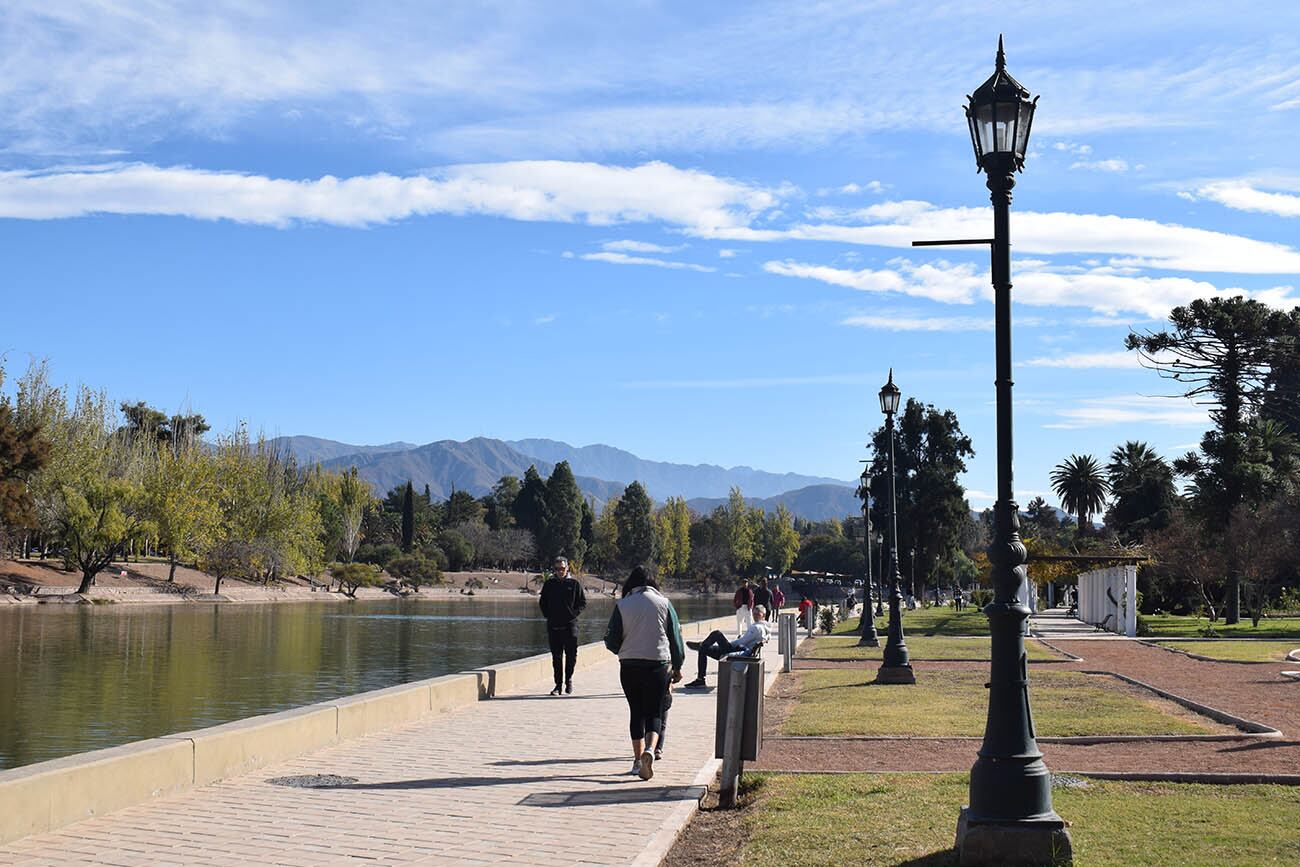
top-left (1076, 564), bottom-right (1137, 637)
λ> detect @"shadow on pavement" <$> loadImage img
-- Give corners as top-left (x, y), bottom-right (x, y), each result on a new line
top-left (323, 773), bottom-right (628, 790)
top-left (492, 757), bottom-right (624, 766)
top-left (519, 785), bottom-right (707, 807)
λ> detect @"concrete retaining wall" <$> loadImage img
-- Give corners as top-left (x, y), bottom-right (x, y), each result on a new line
top-left (0, 612), bottom-right (735, 845)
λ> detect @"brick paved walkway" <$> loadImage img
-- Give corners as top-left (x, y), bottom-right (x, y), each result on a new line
top-left (0, 640), bottom-right (785, 866)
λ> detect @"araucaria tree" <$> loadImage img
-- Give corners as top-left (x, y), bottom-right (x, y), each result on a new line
top-left (1128, 296), bottom-right (1300, 621)
top-left (1049, 454), bottom-right (1109, 539)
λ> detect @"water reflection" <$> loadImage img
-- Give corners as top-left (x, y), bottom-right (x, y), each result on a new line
top-left (0, 596), bottom-right (728, 770)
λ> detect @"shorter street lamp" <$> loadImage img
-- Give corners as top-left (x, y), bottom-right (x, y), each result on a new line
top-left (857, 465), bottom-right (879, 647)
top-left (876, 370), bottom-right (915, 685)
top-left (875, 533), bottom-right (885, 616)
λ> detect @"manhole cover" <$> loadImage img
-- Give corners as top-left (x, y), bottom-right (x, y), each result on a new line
top-left (1051, 774), bottom-right (1090, 790)
top-left (267, 774), bottom-right (358, 789)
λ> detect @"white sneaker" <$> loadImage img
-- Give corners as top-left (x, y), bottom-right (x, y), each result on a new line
top-left (629, 760), bottom-right (641, 776)
top-left (638, 750), bottom-right (654, 781)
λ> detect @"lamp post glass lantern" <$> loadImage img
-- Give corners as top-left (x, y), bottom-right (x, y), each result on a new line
top-left (858, 466), bottom-right (879, 646)
top-left (875, 369), bottom-right (914, 684)
top-left (954, 37), bottom-right (1072, 864)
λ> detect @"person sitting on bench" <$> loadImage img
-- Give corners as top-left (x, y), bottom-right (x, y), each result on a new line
top-left (683, 605), bottom-right (770, 688)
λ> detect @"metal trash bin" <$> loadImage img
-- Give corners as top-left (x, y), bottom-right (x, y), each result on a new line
top-left (714, 657), bottom-right (764, 761)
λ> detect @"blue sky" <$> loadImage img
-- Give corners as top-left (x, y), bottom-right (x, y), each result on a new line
top-left (4, 2), bottom-right (1300, 508)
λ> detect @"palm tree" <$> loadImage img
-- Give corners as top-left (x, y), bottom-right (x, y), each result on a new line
top-left (1105, 441), bottom-right (1176, 543)
top-left (1050, 454), bottom-right (1109, 538)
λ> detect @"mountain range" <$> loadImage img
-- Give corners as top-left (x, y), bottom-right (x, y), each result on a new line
top-left (271, 435), bottom-right (858, 520)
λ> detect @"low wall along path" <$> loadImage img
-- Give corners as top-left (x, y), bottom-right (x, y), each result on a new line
top-left (0, 614), bottom-right (790, 866)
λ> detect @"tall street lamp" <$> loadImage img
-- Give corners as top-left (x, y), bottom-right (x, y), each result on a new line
top-left (876, 370), bottom-right (914, 685)
top-left (927, 38), bottom-right (1071, 864)
top-left (857, 465), bottom-right (879, 647)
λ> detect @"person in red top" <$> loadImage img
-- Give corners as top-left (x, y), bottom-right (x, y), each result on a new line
top-left (797, 595), bottom-right (814, 628)
top-left (733, 579), bottom-right (754, 635)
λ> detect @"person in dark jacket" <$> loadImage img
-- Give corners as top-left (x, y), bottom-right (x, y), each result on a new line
top-left (539, 556), bottom-right (587, 696)
top-left (753, 577), bottom-right (774, 617)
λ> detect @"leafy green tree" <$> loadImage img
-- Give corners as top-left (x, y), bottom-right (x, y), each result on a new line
top-left (0, 393), bottom-right (50, 540)
top-left (331, 561), bottom-right (384, 598)
top-left (1104, 442), bottom-right (1177, 543)
top-left (337, 467), bottom-right (371, 561)
top-left (445, 487), bottom-right (485, 526)
top-left (356, 542), bottom-right (402, 568)
top-left (723, 487), bottom-right (758, 576)
top-left (587, 498), bottom-right (620, 573)
top-left (614, 481), bottom-right (656, 567)
top-left (542, 461), bottom-right (583, 562)
top-left (437, 528), bottom-right (473, 571)
top-left (485, 475), bottom-right (521, 530)
top-left (655, 497), bottom-right (692, 579)
top-left (400, 481), bottom-right (415, 552)
top-left (866, 398), bottom-right (975, 597)
top-left (759, 504), bottom-right (800, 575)
top-left (385, 554), bottom-right (442, 591)
top-left (1050, 454), bottom-right (1109, 539)
top-left (512, 465), bottom-right (550, 542)
top-left (143, 442), bottom-right (220, 582)
top-left (38, 389), bottom-right (149, 593)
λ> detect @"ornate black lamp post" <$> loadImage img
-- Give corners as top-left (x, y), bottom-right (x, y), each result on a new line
top-left (857, 466), bottom-right (879, 647)
top-left (875, 370), bottom-right (914, 684)
top-left (940, 38), bottom-right (1071, 864)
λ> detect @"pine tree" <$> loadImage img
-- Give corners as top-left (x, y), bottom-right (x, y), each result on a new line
top-left (614, 481), bottom-right (656, 567)
top-left (400, 481), bottom-right (415, 552)
top-left (542, 461), bottom-right (583, 562)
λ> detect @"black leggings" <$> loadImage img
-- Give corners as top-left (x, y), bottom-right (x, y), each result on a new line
top-left (619, 661), bottom-right (670, 740)
top-left (548, 623), bottom-right (578, 686)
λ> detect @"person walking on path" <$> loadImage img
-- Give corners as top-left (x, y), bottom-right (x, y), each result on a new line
top-left (539, 556), bottom-right (587, 696)
top-left (753, 577), bottom-right (774, 622)
top-left (683, 605), bottom-right (771, 689)
top-left (733, 578), bottom-right (755, 635)
top-left (604, 565), bottom-right (685, 781)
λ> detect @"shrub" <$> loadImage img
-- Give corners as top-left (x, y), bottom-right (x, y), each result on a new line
top-left (1273, 586), bottom-right (1300, 616)
top-left (355, 543), bottom-right (401, 568)
top-left (970, 588), bottom-right (994, 608)
top-left (818, 604), bottom-right (839, 634)
top-left (386, 555), bottom-right (442, 591)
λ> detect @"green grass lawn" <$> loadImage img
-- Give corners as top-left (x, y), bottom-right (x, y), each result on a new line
top-left (1153, 640), bottom-right (1299, 662)
top-left (832, 607), bottom-right (992, 637)
top-left (782, 669), bottom-right (1214, 737)
top-left (736, 773), bottom-right (1300, 866)
top-left (807, 632), bottom-right (1060, 661)
top-left (1144, 614), bottom-right (1300, 640)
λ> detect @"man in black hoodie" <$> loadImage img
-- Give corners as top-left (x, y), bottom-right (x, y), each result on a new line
top-left (539, 556), bottom-right (587, 695)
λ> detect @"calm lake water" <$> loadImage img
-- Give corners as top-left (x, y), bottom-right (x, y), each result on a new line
top-left (0, 595), bottom-right (730, 770)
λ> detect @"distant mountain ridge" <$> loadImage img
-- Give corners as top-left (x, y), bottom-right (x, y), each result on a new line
top-left (269, 435), bottom-right (856, 519)
top-left (506, 438), bottom-right (852, 500)
top-left (687, 485), bottom-right (862, 522)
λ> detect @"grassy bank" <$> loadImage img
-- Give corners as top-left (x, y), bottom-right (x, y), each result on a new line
top-left (1153, 640), bottom-right (1299, 662)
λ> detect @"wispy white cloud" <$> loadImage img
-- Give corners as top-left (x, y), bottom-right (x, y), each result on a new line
top-left (1044, 395), bottom-right (1208, 429)
top-left (1070, 158), bottom-right (1130, 173)
top-left (601, 239), bottom-right (686, 253)
top-left (0, 161), bottom-right (777, 232)
top-left (718, 248), bottom-right (739, 258)
top-left (1024, 351), bottom-right (1139, 369)
top-left (534, 314), bottom-right (556, 326)
top-left (765, 257), bottom-right (1300, 318)
top-left (816, 180), bottom-right (886, 196)
top-left (841, 313), bottom-right (993, 332)
top-left (1189, 178), bottom-right (1300, 218)
top-left (581, 251), bottom-right (715, 272)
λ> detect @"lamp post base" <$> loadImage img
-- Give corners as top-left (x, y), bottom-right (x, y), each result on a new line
top-left (857, 635), bottom-right (880, 647)
top-left (955, 807), bottom-right (1072, 866)
top-left (874, 664), bottom-right (916, 684)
